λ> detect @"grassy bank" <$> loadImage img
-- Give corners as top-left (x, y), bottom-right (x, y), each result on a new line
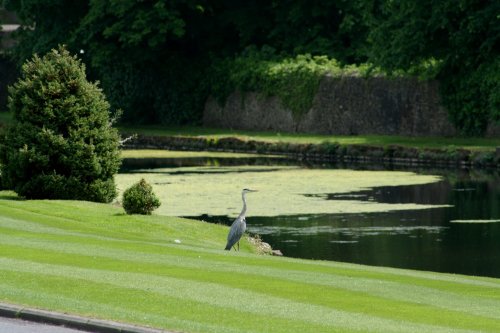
top-left (0, 192), bottom-right (499, 332)
top-left (121, 129), bottom-right (499, 169)
top-left (120, 125), bottom-right (499, 152)
top-left (1, 111), bottom-right (498, 152)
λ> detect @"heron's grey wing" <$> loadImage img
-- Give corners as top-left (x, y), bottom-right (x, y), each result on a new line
top-left (239, 216), bottom-right (246, 234)
top-left (225, 217), bottom-right (244, 250)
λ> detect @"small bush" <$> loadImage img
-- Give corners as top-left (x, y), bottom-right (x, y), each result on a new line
top-left (122, 179), bottom-right (161, 215)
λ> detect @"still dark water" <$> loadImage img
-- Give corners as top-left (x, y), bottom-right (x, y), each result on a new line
top-left (122, 155), bottom-right (500, 278)
top-left (251, 180), bottom-right (500, 277)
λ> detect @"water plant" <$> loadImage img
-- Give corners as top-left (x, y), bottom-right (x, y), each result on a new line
top-left (116, 166), bottom-right (447, 217)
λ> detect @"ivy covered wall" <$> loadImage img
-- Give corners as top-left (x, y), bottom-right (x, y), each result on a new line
top-left (204, 75), bottom-right (499, 137)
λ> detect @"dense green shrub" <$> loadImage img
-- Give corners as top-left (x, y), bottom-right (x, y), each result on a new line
top-left (0, 46), bottom-right (121, 202)
top-left (368, 0), bottom-right (499, 136)
top-left (72, 0), bottom-right (210, 126)
top-left (440, 58), bottom-right (500, 136)
top-left (89, 56), bottom-right (207, 125)
top-left (122, 178), bottom-right (160, 215)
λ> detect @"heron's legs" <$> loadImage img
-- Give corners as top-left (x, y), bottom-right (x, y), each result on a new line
top-left (237, 241), bottom-right (240, 251)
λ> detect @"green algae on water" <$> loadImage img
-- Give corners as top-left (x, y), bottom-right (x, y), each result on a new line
top-left (116, 166), bottom-right (448, 217)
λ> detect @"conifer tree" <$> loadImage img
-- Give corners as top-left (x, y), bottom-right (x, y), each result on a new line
top-left (0, 46), bottom-right (121, 202)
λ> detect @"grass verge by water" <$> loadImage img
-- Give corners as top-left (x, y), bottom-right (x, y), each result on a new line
top-left (120, 125), bottom-right (500, 152)
top-left (0, 112), bottom-right (498, 151)
top-left (0, 191), bottom-right (500, 333)
top-left (121, 149), bottom-right (280, 159)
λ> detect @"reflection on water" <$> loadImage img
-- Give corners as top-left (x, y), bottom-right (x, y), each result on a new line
top-left (122, 153), bottom-right (500, 278)
top-left (121, 156), bottom-right (291, 171)
top-left (225, 178), bottom-right (499, 277)
top-left (196, 180), bottom-right (500, 278)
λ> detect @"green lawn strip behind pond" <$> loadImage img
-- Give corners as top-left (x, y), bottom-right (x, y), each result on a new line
top-left (121, 149), bottom-right (282, 159)
top-left (120, 125), bottom-right (500, 152)
top-left (0, 112), bottom-right (497, 151)
top-left (0, 192), bottom-right (499, 333)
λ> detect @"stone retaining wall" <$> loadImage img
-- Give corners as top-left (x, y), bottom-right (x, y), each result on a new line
top-left (204, 75), bottom-right (499, 137)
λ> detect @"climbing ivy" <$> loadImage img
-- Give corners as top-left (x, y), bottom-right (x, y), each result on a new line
top-left (207, 48), bottom-right (378, 119)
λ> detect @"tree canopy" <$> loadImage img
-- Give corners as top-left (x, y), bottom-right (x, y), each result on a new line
top-left (4, 0), bottom-right (499, 135)
top-left (369, 0), bottom-right (500, 135)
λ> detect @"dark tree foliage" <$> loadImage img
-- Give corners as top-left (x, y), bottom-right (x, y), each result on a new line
top-left (193, 0), bottom-right (370, 62)
top-left (74, 0), bottom-right (210, 124)
top-left (4, 0), bottom-right (88, 64)
top-left (6, 0), bottom-right (369, 126)
top-left (5, 0), bottom-right (498, 135)
top-left (264, 0), bottom-right (369, 63)
top-left (368, 0), bottom-right (500, 135)
top-left (0, 46), bottom-right (121, 202)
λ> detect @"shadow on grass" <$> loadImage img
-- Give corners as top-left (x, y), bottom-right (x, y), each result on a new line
top-left (113, 213), bottom-right (127, 217)
top-left (0, 191), bottom-right (24, 201)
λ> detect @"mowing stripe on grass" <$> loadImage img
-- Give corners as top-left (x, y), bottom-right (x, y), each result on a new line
top-left (1, 234), bottom-right (500, 332)
top-left (1, 234), bottom-right (500, 322)
top-left (0, 260), bottom-right (481, 333)
top-left (1, 195), bottom-right (500, 332)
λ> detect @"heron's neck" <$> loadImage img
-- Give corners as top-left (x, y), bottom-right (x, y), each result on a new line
top-left (238, 192), bottom-right (247, 218)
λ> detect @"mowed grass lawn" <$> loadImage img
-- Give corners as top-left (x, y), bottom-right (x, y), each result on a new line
top-left (1, 192), bottom-right (500, 332)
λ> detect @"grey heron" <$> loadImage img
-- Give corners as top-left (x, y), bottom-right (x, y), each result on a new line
top-left (224, 188), bottom-right (258, 251)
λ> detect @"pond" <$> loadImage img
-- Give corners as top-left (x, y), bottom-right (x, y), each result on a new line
top-left (118, 150), bottom-right (500, 278)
